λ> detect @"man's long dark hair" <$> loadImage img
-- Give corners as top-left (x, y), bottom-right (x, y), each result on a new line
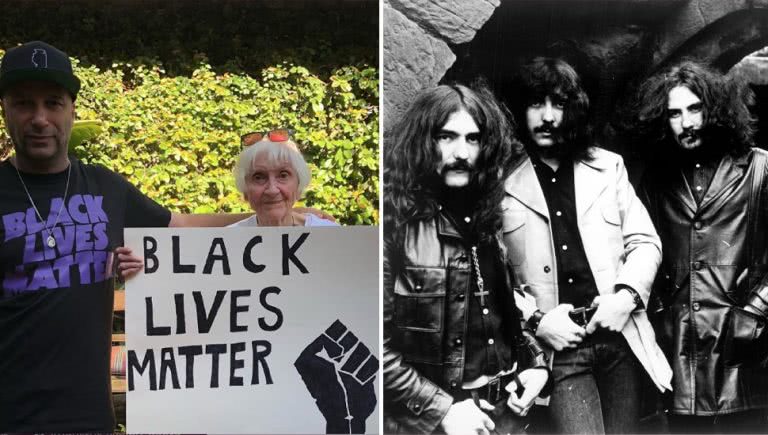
top-left (384, 82), bottom-right (522, 250)
top-left (502, 57), bottom-right (593, 161)
top-left (633, 60), bottom-right (755, 159)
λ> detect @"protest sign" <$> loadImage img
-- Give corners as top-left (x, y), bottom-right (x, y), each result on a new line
top-left (124, 226), bottom-right (379, 433)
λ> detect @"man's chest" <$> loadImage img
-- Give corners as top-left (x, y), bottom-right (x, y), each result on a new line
top-left (654, 177), bottom-right (750, 265)
top-left (0, 187), bottom-right (123, 297)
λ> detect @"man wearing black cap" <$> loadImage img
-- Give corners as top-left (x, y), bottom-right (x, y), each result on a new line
top-left (0, 41), bottom-right (244, 432)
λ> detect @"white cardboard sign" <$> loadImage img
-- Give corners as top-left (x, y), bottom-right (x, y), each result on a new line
top-left (124, 226), bottom-right (379, 433)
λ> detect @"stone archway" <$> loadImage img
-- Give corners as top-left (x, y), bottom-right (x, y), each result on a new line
top-left (658, 8), bottom-right (768, 72)
top-left (383, 1), bottom-right (768, 139)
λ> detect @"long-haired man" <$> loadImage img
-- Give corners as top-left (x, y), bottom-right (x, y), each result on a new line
top-left (383, 82), bottom-right (551, 434)
top-left (500, 57), bottom-right (671, 433)
top-left (635, 60), bottom-right (768, 433)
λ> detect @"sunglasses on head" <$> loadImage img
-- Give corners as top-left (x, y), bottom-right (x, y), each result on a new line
top-left (240, 129), bottom-right (293, 147)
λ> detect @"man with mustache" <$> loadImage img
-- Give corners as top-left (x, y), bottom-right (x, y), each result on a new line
top-left (499, 57), bottom-right (671, 433)
top-left (383, 82), bottom-right (551, 434)
top-left (635, 61), bottom-right (768, 433)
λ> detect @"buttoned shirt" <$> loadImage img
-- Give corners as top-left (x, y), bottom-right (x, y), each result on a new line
top-left (681, 149), bottom-right (719, 205)
top-left (531, 156), bottom-right (599, 308)
top-left (444, 208), bottom-right (516, 381)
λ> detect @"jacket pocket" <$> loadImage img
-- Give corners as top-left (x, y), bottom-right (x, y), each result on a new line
top-left (393, 267), bottom-right (446, 364)
top-left (723, 306), bottom-right (768, 368)
top-left (601, 205), bottom-right (621, 226)
top-left (503, 211), bottom-right (526, 266)
top-left (393, 266), bottom-right (446, 332)
top-left (592, 205), bottom-right (623, 272)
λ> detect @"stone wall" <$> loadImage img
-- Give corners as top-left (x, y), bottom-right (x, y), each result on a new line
top-left (382, 0), bottom-right (500, 131)
top-left (383, 0), bottom-right (768, 141)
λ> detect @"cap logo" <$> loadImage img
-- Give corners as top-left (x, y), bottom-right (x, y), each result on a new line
top-left (31, 48), bottom-right (48, 68)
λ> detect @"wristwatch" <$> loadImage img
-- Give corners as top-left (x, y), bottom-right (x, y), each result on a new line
top-left (526, 309), bottom-right (545, 334)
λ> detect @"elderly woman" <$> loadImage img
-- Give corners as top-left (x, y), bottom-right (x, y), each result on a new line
top-left (230, 131), bottom-right (337, 227)
top-left (117, 131), bottom-right (336, 279)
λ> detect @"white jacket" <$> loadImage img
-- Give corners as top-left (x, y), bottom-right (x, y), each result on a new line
top-left (501, 147), bottom-right (672, 393)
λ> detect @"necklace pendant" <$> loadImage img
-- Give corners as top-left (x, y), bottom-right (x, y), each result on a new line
top-left (47, 235), bottom-right (56, 248)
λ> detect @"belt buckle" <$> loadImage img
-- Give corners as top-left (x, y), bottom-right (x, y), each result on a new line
top-left (569, 306), bottom-right (587, 327)
top-left (584, 306), bottom-right (597, 324)
top-left (487, 374), bottom-right (502, 402)
top-left (578, 307), bottom-right (588, 326)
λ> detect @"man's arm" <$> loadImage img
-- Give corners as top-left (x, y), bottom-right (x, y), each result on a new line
top-left (382, 243), bottom-right (453, 434)
top-left (511, 263), bottom-right (585, 350)
top-left (744, 152), bottom-right (768, 317)
top-left (587, 155), bottom-right (661, 332)
top-left (612, 155), bottom-right (662, 308)
top-left (745, 269), bottom-right (768, 316)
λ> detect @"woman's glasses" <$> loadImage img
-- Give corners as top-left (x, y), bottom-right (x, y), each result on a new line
top-left (241, 129), bottom-right (293, 147)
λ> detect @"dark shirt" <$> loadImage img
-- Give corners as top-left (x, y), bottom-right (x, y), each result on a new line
top-left (0, 157), bottom-right (172, 432)
top-left (681, 151), bottom-right (719, 205)
top-left (444, 208), bottom-right (517, 381)
top-left (531, 156), bottom-right (599, 308)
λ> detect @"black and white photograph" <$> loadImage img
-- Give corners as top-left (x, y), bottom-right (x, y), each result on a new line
top-left (383, 1), bottom-right (768, 433)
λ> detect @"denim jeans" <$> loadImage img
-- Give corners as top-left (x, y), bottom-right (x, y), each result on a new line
top-left (547, 329), bottom-right (644, 434)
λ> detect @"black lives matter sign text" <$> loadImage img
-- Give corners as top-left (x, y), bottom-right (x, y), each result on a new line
top-left (124, 227), bottom-right (379, 433)
top-left (128, 231), bottom-right (308, 391)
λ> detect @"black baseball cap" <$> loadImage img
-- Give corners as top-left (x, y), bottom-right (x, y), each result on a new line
top-left (0, 41), bottom-right (81, 99)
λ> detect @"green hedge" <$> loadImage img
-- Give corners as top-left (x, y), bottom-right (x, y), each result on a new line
top-left (0, 1), bottom-right (379, 225)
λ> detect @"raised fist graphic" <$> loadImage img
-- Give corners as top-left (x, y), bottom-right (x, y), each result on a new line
top-left (295, 319), bottom-right (378, 434)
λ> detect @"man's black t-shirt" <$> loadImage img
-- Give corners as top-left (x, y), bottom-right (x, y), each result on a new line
top-left (0, 157), bottom-right (171, 432)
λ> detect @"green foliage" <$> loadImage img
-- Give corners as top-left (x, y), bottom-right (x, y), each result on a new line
top-left (0, 2), bottom-right (379, 225)
top-left (0, 1), bottom-right (378, 78)
top-left (69, 120), bottom-right (104, 150)
top-left (67, 60), bottom-right (378, 224)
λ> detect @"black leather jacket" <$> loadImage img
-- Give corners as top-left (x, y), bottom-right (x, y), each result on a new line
top-left (643, 148), bottom-right (768, 415)
top-left (383, 212), bottom-right (549, 433)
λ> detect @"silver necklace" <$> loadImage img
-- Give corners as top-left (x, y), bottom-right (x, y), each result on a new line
top-left (13, 161), bottom-right (72, 248)
top-left (471, 245), bottom-right (489, 307)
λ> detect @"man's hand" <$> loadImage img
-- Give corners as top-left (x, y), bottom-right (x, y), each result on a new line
top-left (506, 368), bottom-right (549, 416)
top-left (439, 398), bottom-right (495, 435)
top-left (585, 291), bottom-right (635, 334)
top-left (295, 207), bottom-right (336, 223)
top-left (536, 304), bottom-right (586, 350)
top-left (115, 247), bottom-right (143, 281)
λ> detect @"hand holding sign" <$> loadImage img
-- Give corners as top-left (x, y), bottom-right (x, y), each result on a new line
top-left (125, 227), bottom-right (379, 433)
top-left (294, 319), bottom-right (378, 434)
top-left (115, 246), bottom-right (144, 281)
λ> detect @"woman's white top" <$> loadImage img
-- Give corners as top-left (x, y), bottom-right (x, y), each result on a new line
top-left (227, 214), bottom-right (339, 227)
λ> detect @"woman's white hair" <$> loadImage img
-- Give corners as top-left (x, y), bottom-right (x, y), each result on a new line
top-left (233, 139), bottom-right (311, 196)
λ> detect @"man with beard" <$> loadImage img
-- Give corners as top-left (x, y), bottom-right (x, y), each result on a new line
top-left (499, 57), bottom-right (671, 433)
top-left (383, 82), bottom-right (551, 434)
top-left (635, 61), bottom-right (768, 433)
top-left (0, 41), bottom-right (260, 432)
